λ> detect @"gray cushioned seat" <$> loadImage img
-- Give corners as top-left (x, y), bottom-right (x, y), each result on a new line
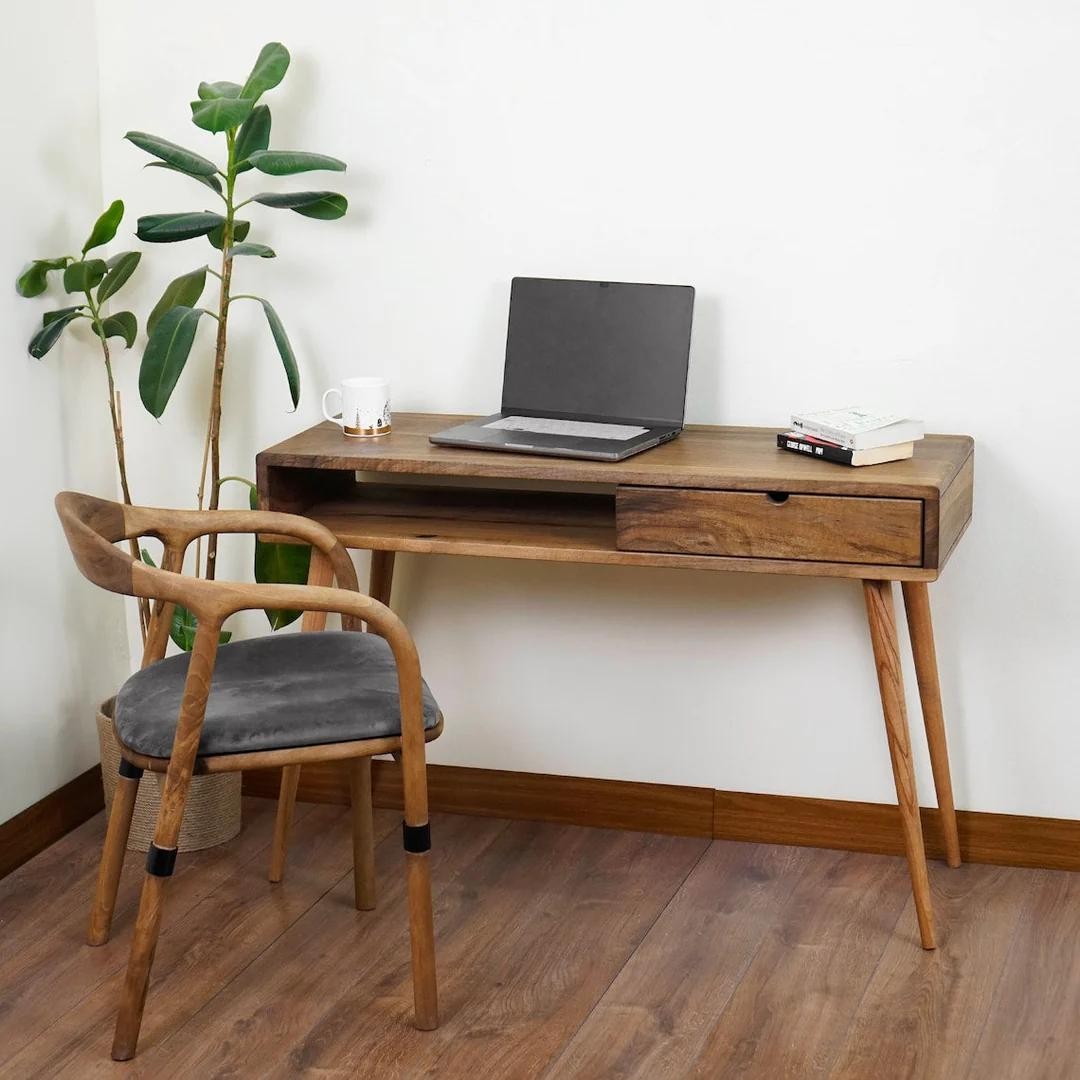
top-left (114, 631), bottom-right (440, 759)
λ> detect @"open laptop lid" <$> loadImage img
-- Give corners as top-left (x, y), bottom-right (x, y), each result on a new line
top-left (501, 277), bottom-right (695, 428)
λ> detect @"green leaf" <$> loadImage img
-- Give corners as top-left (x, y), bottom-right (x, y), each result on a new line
top-left (228, 242), bottom-right (275, 258)
top-left (125, 131), bottom-right (218, 177)
top-left (82, 200), bottom-right (124, 255)
top-left (208, 219), bottom-right (249, 250)
top-left (28, 309), bottom-right (81, 358)
top-left (147, 266), bottom-right (207, 335)
top-left (96, 251), bottom-right (141, 304)
top-left (190, 96), bottom-right (254, 133)
top-left (252, 191), bottom-right (348, 220)
top-left (137, 211), bottom-right (226, 243)
top-left (234, 105), bottom-right (271, 173)
top-left (98, 311), bottom-right (137, 349)
top-left (240, 42), bottom-right (290, 102)
top-left (246, 484), bottom-right (310, 629)
top-left (198, 80), bottom-right (242, 100)
top-left (43, 305), bottom-right (84, 326)
top-left (145, 161), bottom-right (223, 194)
top-left (258, 299), bottom-right (299, 407)
top-left (139, 306), bottom-right (206, 417)
top-left (246, 150), bottom-right (346, 176)
top-left (16, 257), bottom-right (69, 298)
top-left (63, 259), bottom-right (107, 294)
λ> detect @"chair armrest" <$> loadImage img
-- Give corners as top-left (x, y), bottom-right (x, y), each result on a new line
top-left (125, 505), bottom-right (358, 593)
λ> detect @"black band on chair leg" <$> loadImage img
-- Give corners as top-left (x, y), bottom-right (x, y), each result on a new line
top-left (118, 758), bottom-right (144, 781)
top-left (146, 843), bottom-right (177, 877)
top-left (403, 821), bottom-right (431, 854)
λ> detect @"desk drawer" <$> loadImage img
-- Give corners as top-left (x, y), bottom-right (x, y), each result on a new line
top-left (615, 487), bottom-right (923, 566)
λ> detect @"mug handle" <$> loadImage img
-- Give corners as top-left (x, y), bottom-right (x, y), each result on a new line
top-left (322, 387), bottom-right (345, 426)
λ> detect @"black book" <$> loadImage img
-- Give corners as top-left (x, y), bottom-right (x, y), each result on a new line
top-left (776, 431), bottom-right (914, 467)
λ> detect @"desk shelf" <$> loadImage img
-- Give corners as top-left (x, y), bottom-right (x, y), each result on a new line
top-left (267, 480), bottom-right (941, 581)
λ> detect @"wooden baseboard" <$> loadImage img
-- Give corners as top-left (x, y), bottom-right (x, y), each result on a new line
top-left (243, 761), bottom-right (1080, 873)
top-left (0, 766), bottom-right (104, 880)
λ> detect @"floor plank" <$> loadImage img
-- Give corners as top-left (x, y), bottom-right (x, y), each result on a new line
top-left (0, 808), bottom-right (1072, 1079)
top-left (137, 811), bottom-right (513, 1078)
top-left (965, 868), bottom-right (1080, 1080)
top-left (543, 842), bottom-right (815, 1079)
top-left (829, 862), bottom-right (1037, 1080)
top-left (684, 848), bottom-right (912, 1079)
top-left (3, 804), bottom-right (388, 1078)
top-left (0, 798), bottom-right (283, 1071)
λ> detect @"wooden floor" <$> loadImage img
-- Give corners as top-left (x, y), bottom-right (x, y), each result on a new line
top-left (1, 799), bottom-right (1077, 1079)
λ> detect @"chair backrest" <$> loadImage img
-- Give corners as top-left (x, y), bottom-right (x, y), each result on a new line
top-left (55, 491), bottom-right (141, 597)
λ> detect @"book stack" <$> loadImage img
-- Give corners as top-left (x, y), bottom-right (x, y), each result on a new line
top-left (777, 407), bottom-right (924, 467)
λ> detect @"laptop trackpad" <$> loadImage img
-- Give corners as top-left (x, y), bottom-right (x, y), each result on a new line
top-left (484, 415), bottom-right (649, 441)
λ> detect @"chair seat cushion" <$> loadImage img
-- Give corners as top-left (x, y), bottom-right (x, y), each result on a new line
top-left (114, 631), bottom-right (441, 759)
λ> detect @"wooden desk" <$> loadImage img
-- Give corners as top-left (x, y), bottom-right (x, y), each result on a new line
top-left (258, 413), bottom-right (975, 948)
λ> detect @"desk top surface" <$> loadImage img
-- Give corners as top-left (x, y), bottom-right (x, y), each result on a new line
top-left (260, 414), bottom-right (974, 499)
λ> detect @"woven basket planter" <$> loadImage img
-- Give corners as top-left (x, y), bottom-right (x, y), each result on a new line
top-left (97, 697), bottom-right (242, 852)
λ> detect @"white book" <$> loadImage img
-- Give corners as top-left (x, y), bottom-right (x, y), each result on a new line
top-left (790, 407), bottom-right (924, 451)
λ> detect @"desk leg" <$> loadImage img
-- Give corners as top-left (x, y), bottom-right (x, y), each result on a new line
top-left (269, 547), bottom-right (335, 884)
top-left (863, 579), bottom-right (936, 950)
top-left (370, 550), bottom-right (396, 608)
top-left (901, 581), bottom-right (962, 868)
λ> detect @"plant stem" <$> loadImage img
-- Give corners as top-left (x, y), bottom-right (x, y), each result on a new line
top-left (85, 289), bottom-right (149, 640)
top-left (202, 129), bottom-right (238, 581)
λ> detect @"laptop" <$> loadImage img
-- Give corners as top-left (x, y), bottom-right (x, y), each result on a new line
top-left (429, 277), bottom-right (695, 462)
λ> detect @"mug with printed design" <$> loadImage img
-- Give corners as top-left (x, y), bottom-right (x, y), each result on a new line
top-left (322, 377), bottom-right (392, 437)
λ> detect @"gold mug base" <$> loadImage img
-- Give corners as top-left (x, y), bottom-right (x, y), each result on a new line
top-left (343, 422), bottom-right (392, 438)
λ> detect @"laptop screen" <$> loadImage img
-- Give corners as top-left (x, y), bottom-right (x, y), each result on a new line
top-left (501, 277), bottom-right (695, 428)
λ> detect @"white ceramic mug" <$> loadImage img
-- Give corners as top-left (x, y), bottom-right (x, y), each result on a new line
top-left (322, 377), bottom-right (392, 437)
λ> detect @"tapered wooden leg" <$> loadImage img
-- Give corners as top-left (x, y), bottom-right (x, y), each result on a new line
top-left (349, 756), bottom-right (377, 910)
top-left (406, 852), bottom-right (438, 1029)
top-left (863, 580), bottom-right (936, 950)
top-left (269, 548), bottom-right (335, 884)
top-left (269, 765), bottom-right (301, 884)
top-left (112, 621), bottom-right (220, 1061)
top-left (370, 550), bottom-right (395, 607)
top-left (88, 761), bottom-right (141, 946)
top-left (902, 581), bottom-right (962, 868)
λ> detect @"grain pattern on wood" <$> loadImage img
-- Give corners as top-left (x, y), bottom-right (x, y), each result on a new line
top-left (616, 486), bottom-right (923, 566)
top-left (288, 821), bottom-right (708, 1078)
top-left (87, 769), bottom-right (139, 945)
top-left (967, 869), bottom-right (1080, 1080)
top-left (349, 757), bottom-right (377, 911)
top-left (830, 863), bottom-right (1037, 1080)
top-left (545, 842), bottom-right (814, 1079)
top-left (1, 804), bottom-right (372, 1077)
top-left (0, 765), bottom-right (103, 881)
top-left (864, 579), bottom-right (936, 949)
top-left (259, 415), bottom-right (974, 499)
top-left (925, 447), bottom-right (974, 569)
top-left (0, 799), bottom-right (280, 1071)
top-left (131, 813), bottom-right (510, 1077)
top-left (902, 580), bottom-right (961, 867)
top-left (686, 849), bottom-right (911, 1079)
top-left (245, 761), bottom-right (1080, 873)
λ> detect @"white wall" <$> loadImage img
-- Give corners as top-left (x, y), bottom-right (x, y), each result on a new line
top-left (0, 3), bottom-right (131, 820)
top-left (93, 0), bottom-right (1080, 818)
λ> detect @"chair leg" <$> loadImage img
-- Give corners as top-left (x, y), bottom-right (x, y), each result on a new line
top-left (88, 759), bottom-right (143, 946)
top-left (269, 764), bottom-right (301, 884)
top-left (864, 579), bottom-right (936, 950)
top-left (349, 757), bottom-right (377, 910)
top-left (112, 620), bottom-right (220, 1061)
top-left (901, 581), bottom-right (962, 868)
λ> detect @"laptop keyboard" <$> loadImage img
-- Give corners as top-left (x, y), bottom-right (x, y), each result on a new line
top-left (484, 415), bottom-right (649, 442)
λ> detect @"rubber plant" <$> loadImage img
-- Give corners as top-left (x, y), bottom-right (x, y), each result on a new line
top-left (16, 201), bottom-right (151, 639)
top-left (128, 41), bottom-right (347, 634)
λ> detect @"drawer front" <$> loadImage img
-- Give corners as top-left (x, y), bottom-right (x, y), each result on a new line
top-left (616, 487), bottom-right (923, 566)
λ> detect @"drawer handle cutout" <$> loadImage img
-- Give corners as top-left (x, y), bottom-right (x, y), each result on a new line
top-left (766, 491), bottom-right (790, 504)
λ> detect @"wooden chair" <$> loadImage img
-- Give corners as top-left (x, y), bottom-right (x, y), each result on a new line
top-left (55, 491), bottom-right (442, 1061)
